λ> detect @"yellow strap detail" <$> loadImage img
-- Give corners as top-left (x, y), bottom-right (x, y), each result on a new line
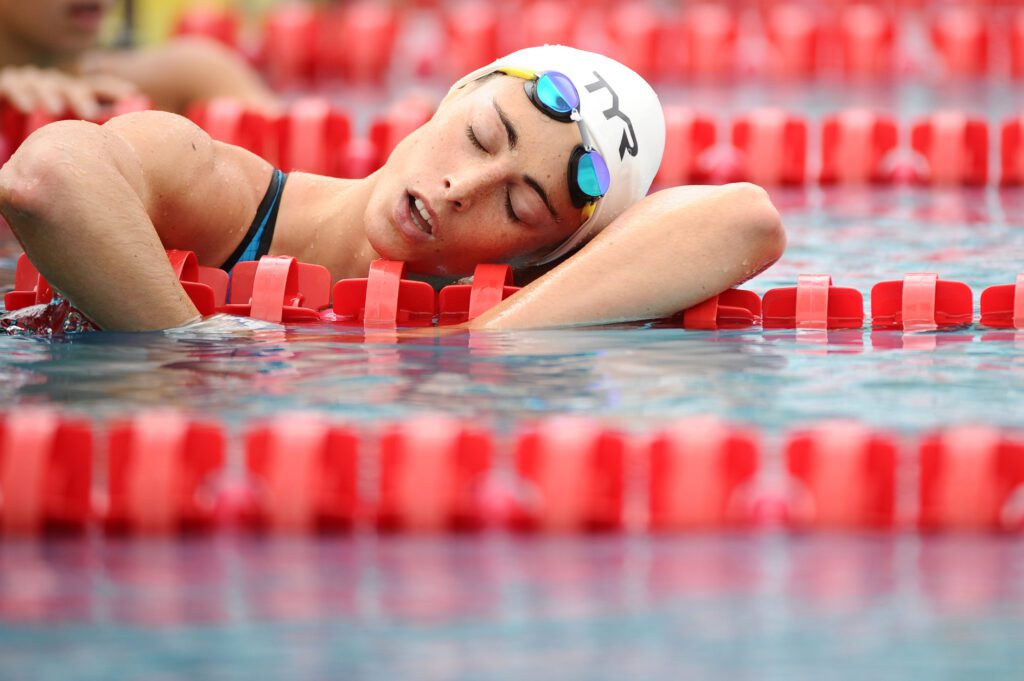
top-left (496, 66), bottom-right (537, 81)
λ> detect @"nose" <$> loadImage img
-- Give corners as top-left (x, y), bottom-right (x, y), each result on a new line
top-left (443, 161), bottom-right (505, 213)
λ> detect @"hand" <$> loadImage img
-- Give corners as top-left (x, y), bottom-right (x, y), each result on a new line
top-left (0, 65), bottom-right (138, 119)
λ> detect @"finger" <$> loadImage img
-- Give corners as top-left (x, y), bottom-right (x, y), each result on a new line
top-left (0, 72), bottom-right (38, 113)
top-left (63, 81), bottom-right (101, 120)
top-left (25, 73), bottom-right (67, 115)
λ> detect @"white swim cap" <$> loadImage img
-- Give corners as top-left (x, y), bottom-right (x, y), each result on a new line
top-left (451, 45), bottom-right (666, 265)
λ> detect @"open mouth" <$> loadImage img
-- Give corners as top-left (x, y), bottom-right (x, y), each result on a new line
top-left (407, 193), bottom-right (434, 236)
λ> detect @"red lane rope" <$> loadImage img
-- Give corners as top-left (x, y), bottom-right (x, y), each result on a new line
top-left (1, 410), bottom-right (1022, 537)
top-left (5, 252), bottom-right (1024, 335)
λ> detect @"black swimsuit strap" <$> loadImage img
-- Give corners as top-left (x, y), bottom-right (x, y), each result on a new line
top-left (219, 169), bottom-right (289, 272)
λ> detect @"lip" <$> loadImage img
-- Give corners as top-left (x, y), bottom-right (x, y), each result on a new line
top-left (392, 190), bottom-right (437, 243)
top-left (66, 2), bottom-right (106, 31)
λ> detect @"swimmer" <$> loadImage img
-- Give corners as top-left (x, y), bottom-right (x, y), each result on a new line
top-left (0, 0), bottom-right (274, 117)
top-left (0, 45), bottom-right (785, 332)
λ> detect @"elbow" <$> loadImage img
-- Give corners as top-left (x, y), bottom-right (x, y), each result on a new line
top-left (0, 147), bottom-right (41, 221)
top-left (0, 121), bottom-right (98, 224)
top-left (0, 155), bottom-right (47, 224)
top-left (726, 182), bottom-right (786, 265)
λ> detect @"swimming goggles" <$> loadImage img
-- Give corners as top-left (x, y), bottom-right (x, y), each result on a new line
top-left (497, 67), bottom-right (611, 215)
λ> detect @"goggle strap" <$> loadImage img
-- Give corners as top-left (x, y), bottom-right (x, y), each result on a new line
top-left (496, 66), bottom-right (538, 81)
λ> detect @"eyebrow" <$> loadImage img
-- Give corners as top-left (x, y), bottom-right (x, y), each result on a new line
top-left (492, 99), bottom-right (561, 223)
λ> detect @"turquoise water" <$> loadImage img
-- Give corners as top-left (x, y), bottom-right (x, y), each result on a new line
top-left (0, 534), bottom-right (1021, 681)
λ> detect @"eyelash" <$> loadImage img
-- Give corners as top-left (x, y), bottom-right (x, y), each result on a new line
top-left (505, 188), bottom-right (519, 224)
top-left (465, 125), bottom-right (486, 152)
top-left (467, 125), bottom-right (520, 224)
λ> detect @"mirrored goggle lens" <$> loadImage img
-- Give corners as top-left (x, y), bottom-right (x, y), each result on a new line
top-left (575, 150), bottom-right (610, 199)
top-left (535, 72), bottom-right (580, 116)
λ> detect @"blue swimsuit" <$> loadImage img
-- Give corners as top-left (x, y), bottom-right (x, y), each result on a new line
top-left (220, 169), bottom-right (288, 272)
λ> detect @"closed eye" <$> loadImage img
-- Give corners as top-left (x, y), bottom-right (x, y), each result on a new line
top-left (505, 187), bottom-right (520, 223)
top-left (465, 125), bottom-right (487, 152)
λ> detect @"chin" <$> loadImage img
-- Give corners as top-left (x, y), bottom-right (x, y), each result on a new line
top-left (362, 205), bottom-right (401, 258)
top-left (53, 36), bottom-right (100, 56)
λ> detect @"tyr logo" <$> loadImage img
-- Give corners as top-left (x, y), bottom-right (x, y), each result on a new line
top-left (584, 71), bottom-right (639, 160)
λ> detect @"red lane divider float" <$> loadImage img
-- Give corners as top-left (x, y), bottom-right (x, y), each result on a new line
top-left (680, 289), bottom-right (761, 330)
top-left (837, 2), bottom-right (897, 78)
top-left (377, 415), bottom-right (492, 532)
top-left (1, 408), bottom-right (1022, 535)
top-left (105, 410), bottom-right (224, 534)
top-left (731, 109), bottom-right (807, 185)
top-left (9, 249), bottom-right (1024, 339)
top-left (366, 96), bottom-right (436, 174)
top-left (330, 259), bottom-right (435, 326)
top-left (517, 0), bottom-right (575, 53)
top-left (167, 249), bottom-right (228, 315)
top-left (911, 112), bottom-right (989, 186)
top-left (680, 3), bottom-right (738, 79)
top-left (316, 1), bottom-right (398, 84)
top-left (820, 110), bottom-right (898, 184)
top-left (441, 0), bottom-right (500, 80)
top-left (655, 107), bottom-right (716, 186)
top-left (1013, 10), bottom-right (1024, 80)
top-left (763, 1), bottom-right (820, 79)
top-left (174, 5), bottom-right (239, 48)
top-left (260, 2), bottom-right (317, 90)
top-left (605, 0), bottom-right (663, 82)
top-left (243, 413), bottom-right (359, 532)
top-left (0, 408), bottom-right (92, 534)
top-left (785, 422), bottom-right (897, 530)
top-left (930, 6), bottom-right (989, 78)
top-left (1001, 115), bottom-right (1024, 186)
top-left (919, 426), bottom-right (1024, 532)
top-left (871, 273), bottom-right (973, 330)
top-left (511, 417), bottom-right (626, 533)
top-left (4, 254), bottom-right (53, 311)
top-left (648, 418), bottom-right (758, 530)
top-left (277, 98), bottom-right (350, 176)
top-left (438, 264), bottom-right (520, 325)
top-left (221, 255), bottom-right (330, 323)
top-left (980, 274), bottom-right (1024, 330)
top-left (763, 274), bottom-right (864, 330)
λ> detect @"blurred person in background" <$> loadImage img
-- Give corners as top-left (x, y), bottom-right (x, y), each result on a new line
top-left (0, 0), bottom-right (275, 118)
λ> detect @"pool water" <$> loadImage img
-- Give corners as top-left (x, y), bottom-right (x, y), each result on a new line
top-left (0, 533), bottom-right (1022, 681)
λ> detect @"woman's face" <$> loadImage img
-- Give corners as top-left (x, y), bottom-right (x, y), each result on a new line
top-left (0, 0), bottom-right (113, 57)
top-left (363, 74), bottom-right (585, 276)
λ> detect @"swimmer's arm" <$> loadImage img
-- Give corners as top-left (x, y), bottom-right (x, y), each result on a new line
top-left (468, 183), bottom-right (786, 329)
top-left (90, 37), bottom-right (277, 114)
top-left (0, 111), bottom-right (272, 331)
